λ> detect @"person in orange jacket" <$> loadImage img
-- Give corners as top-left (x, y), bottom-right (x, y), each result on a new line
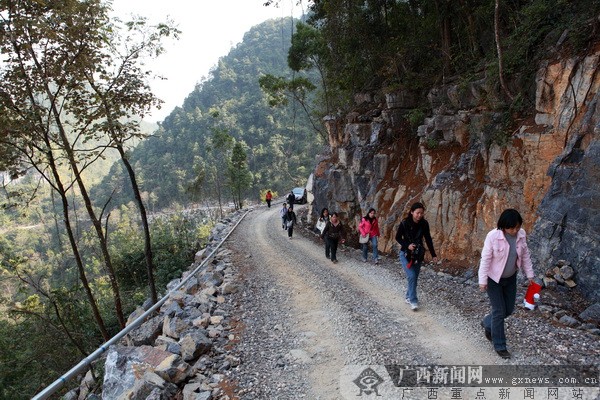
top-left (265, 190), bottom-right (273, 208)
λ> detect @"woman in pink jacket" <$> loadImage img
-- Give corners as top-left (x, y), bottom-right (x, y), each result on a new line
top-left (478, 209), bottom-right (535, 359)
top-left (359, 208), bottom-right (380, 264)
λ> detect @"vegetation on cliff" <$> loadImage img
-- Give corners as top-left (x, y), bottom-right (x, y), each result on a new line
top-left (277, 0), bottom-right (600, 114)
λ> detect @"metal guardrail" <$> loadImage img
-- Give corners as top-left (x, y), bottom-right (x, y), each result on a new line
top-left (32, 209), bottom-right (249, 400)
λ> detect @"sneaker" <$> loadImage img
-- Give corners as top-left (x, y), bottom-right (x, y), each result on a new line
top-left (496, 349), bottom-right (511, 359)
top-left (332, 259), bottom-right (338, 263)
top-left (374, 259), bottom-right (379, 265)
top-left (410, 302), bottom-right (419, 311)
top-left (288, 236), bottom-right (292, 239)
top-left (362, 258), bottom-right (367, 263)
top-left (405, 298), bottom-right (411, 304)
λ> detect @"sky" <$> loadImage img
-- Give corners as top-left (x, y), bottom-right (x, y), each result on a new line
top-left (110, 0), bottom-right (304, 123)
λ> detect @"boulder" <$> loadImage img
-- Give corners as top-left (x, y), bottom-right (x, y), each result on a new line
top-left (128, 371), bottom-right (178, 400)
top-left (126, 307), bottom-right (146, 326)
top-left (194, 249), bottom-right (206, 263)
top-left (103, 345), bottom-right (190, 399)
top-left (564, 279), bottom-right (577, 288)
top-left (558, 315), bottom-right (580, 328)
top-left (199, 271), bottom-right (224, 287)
top-left (160, 300), bottom-right (183, 318)
top-left (179, 331), bottom-right (213, 362)
top-left (155, 335), bottom-right (181, 355)
top-left (542, 277), bottom-right (557, 288)
top-left (163, 316), bottom-right (192, 340)
top-left (559, 265), bottom-right (575, 280)
top-left (579, 303), bottom-right (600, 324)
top-left (183, 276), bottom-right (200, 295)
top-left (128, 316), bottom-right (163, 346)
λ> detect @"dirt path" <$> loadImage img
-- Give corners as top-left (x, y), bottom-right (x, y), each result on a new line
top-left (225, 206), bottom-right (597, 399)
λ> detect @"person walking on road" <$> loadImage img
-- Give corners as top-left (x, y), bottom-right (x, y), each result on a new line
top-left (359, 208), bottom-right (380, 264)
top-left (478, 209), bottom-right (535, 359)
top-left (265, 190), bottom-right (273, 208)
top-left (316, 208), bottom-right (331, 258)
top-left (286, 191), bottom-right (295, 208)
top-left (321, 212), bottom-right (345, 263)
top-left (283, 205), bottom-right (297, 239)
top-left (395, 202), bottom-right (438, 311)
top-left (280, 203), bottom-right (288, 229)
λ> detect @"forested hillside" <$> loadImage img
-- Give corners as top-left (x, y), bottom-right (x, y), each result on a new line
top-left (97, 17), bottom-right (323, 210)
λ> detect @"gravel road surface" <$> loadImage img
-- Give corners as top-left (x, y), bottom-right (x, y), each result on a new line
top-left (222, 205), bottom-right (600, 400)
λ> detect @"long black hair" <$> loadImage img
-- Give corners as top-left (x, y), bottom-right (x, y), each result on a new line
top-left (364, 208), bottom-right (376, 222)
top-left (404, 202), bottom-right (425, 220)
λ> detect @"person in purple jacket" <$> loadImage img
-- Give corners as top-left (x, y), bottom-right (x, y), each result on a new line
top-left (478, 209), bottom-right (535, 359)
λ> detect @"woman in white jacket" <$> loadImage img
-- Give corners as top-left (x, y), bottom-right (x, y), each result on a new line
top-left (316, 208), bottom-right (330, 258)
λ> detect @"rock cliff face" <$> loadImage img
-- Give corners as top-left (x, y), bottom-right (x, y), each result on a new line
top-left (310, 49), bottom-right (600, 301)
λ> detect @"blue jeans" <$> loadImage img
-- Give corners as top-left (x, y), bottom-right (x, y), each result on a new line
top-left (400, 251), bottom-right (422, 303)
top-left (362, 236), bottom-right (379, 261)
top-left (482, 273), bottom-right (517, 351)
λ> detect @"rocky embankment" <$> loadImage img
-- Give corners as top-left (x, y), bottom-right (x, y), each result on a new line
top-left (64, 211), bottom-right (247, 400)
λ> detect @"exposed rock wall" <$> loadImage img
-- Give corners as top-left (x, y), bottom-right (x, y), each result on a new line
top-left (529, 53), bottom-right (600, 300)
top-left (310, 49), bottom-right (600, 301)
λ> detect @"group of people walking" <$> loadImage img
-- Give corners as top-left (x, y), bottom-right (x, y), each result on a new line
top-left (267, 195), bottom-right (534, 359)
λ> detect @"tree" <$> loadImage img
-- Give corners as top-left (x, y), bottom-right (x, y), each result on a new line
top-left (187, 157), bottom-right (207, 205)
top-left (96, 17), bottom-right (323, 207)
top-left (0, 0), bottom-right (177, 332)
top-left (0, 0), bottom-right (113, 339)
top-left (206, 118), bottom-right (234, 217)
top-left (227, 142), bottom-right (253, 209)
top-left (287, 22), bottom-right (332, 115)
top-left (494, 0), bottom-right (514, 100)
top-left (258, 74), bottom-right (323, 137)
top-left (81, 15), bottom-right (180, 305)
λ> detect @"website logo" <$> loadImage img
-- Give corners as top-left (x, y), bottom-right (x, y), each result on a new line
top-left (353, 367), bottom-right (384, 396)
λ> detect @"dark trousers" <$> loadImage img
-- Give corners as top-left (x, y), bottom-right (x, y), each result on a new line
top-left (325, 239), bottom-right (331, 259)
top-left (483, 273), bottom-right (517, 351)
top-left (266, 199), bottom-right (271, 208)
top-left (327, 237), bottom-right (339, 261)
top-left (287, 226), bottom-right (294, 237)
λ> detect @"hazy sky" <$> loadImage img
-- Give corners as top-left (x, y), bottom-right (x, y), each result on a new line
top-left (110, 0), bottom-right (304, 122)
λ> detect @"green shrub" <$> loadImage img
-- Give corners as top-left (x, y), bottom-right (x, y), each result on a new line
top-left (407, 108), bottom-right (426, 130)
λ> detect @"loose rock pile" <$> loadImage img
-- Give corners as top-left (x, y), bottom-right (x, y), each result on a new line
top-left (542, 259), bottom-right (577, 289)
top-left (64, 211), bottom-right (247, 400)
top-left (533, 260), bottom-right (600, 333)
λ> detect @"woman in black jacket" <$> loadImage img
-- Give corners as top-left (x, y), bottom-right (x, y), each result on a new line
top-left (283, 206), bottom-right (297, 239)
top-left (321, 212), bottom-right (345, 263)
top-left (395, 202), bottom-right (438, 311)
